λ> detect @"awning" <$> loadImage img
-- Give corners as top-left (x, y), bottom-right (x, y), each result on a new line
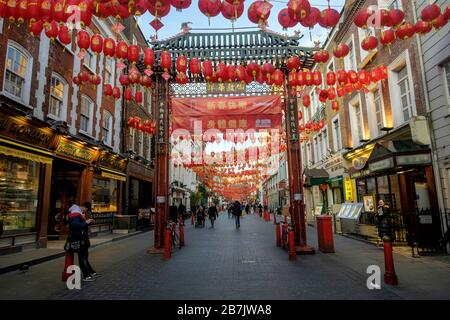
top-left (303, 168), bottom-right (329, 187)
top-left (0, 144), bottom-right (52, 164)
top-left (100, 168), bottom-right (127, 182)
top-left (328, 176), bottom-right (343, 188)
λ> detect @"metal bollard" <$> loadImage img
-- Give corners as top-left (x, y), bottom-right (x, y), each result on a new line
top-left (61, 251), bottom-right (74, 282)
top-left (179, 222), bottom-right (185, 247)
top-left (164, 226), bottom-right (171, 260)
top-left (383, 236), bottom-right (398, 285)
top-left (281, 222), bottom-right (288, 249)
top-left (288, 226), bottom-right (297, 261)
top-left (276, 223), bottom-right (281, 247)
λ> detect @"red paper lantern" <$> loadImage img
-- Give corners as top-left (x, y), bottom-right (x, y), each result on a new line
top-left (246, 62), bottom-right (260, 79)
top-left (40, 0), bottom-right (54, 24)
top-left (104, 84), bottom-right (113, 96)
top-left (396, 22), bottom-right (415, 40)
top-left (379, 65), bottom-right (388, 80)
top-left (227, 65), bottom-right (236, 82)
top-left (421, 4), bottom-right (441, 22)
top-left (337, 85), bottom-right (345, 97)
top-left (147, 0), bottom-right (171, 17)
top-left (116, 41), bottom-right (128, 60)
top-left (326, 71), bottom-right (336, 86)
top-left (15, 0), bottom-right (27, 24)
top-left (113, 87), bottom-right (121, 100)
top-left (78, 0), bottom-right (92, 28)
top-left (124, 87), bottom-right (133, 101)
top-left (143, 48), bottom-right (155, 69)
top-left (287, 0), bottom-right (310, 22)
top-left (353, 81), bottom-right (363, 91)
top-left (90, 74), bottom-right (101, 86)
top-left (379, 9), bottom-right (392, 27)
top-left (198, 0), bottom-right (222, 21)
top-left (45, 20), bottom-right (59, 40)
top-left (345, 82), bottom-right (353, 94)
top-left (389, 9), bottom-right (404, 27)
top-left (203, 60), bottom-right (213, 80)
top-left (52, 0), bottom-right (64, 23)
top-left (140, 75), bottom-right (152, 88)
top-left (304, 71), bottom-right (313, 86)
top-left (287, 56), bottom-right (300, 71)
top-left (272, 69), bottom-right (284, 86)
top-left (135, 90), bottom-right (143, 104)
top-left (299, 124), bottom-right (305, 131)
top-left (119, 73), bottom-right (130, 87)
top-left (129, 68), bottom-right (140, 85)
top-left (370, 67), bottom-right (382, 82)
top-left (337, 70), bottom-right (347, 84)
top-left (171, 0), bottom-right (191, 11)
top-left (73, 76), bottom-right (82, 86)
top-left (445, 6), bottom-right (450, 20)
top-left (248, 0), bottom-right (272, 26)
top-left (103, 38), bottom-right (116, 58)
top-left (97, 1), bottom-right (113, 19)
top-left (333, 43), bottom-right (350, 58)
top-left (432, 14), bottom-right (448, 29)
top-left (189, 57), bottom-right (201, 77)
top-left (328, 87), bottom-right (336, 100)
top-left (319, 8), bottom-right (340, 28)
top-left (302, 94), bottom-right (310, 107)
top-left (358, 70), bottom-right (370, 86)
top-left (305, 120), bottom-right (312, 129)
top-left (222, 0), bottom-right (244, 21)
top-left (256, 70), bottom-right (265, 84)
top-left (288, 70), bottom-right (298, 87)
top-left (78, 71), bottom-right (90, 83)
top-left (262, 63), bottom-right (275, 78)
top-left (300, 6), bottom-right (320, 28)
top-left (58, 25), bottom-right (72, 46)
top-left (235, 65), bottom-right (247, 82)
top-left (313, 71), bottom-right (322, 86)
top-left (354, 8), bottom-right (370, 29)
top-left (132, 0), bottom-right (148, 16)
top-left (348, 70), bottom-right (358, 84)
top-left (361, 36), bottom-right (378, 51)
top-left (176, 55), bottom-right (188, 73)
top-left (216, 62), bottom-right (228, 82)
top-left (297, 71), bottom-right (305, 86)
top-left (319, 90), bottom-right (328, 103)
top-left (314, 49), bottom-right (329, 64)
top-left (380, 28), bottom-right (396, 46)
top-left (331, 101), bottom-right (339, 111)
top-left (415, 20), bottom-right (432, 35)
top-left (27, 0), bottom-right (42, 25)
top-left (278, 8), bottom-right (296, 30)
top-left (128, 45), bottom-right (140, 64)
top-left (90, 34), bottom-right (103, 55)
top-left (29, 20), bottom-right (44, 37)
top-left (160, 51), bottom-right (172, 71)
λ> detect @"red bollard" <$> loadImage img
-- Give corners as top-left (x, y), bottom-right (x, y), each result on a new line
top-left (276, 223), bottom-right (281, 247)
top-left (383, 236), bottom-right (398, 285)
top-left (191, 212), bottom-right (194, 225)
top-left (61, 251), bottom-right (74, 282)
top-left (288, 226), bottom-right (297, 260)
top-left (164, 226), bottom-right (171, 260)
top-left (273, 211), bottom-right (277, 224)
top-left (284, 215), bottom-right (287, 224)
top-left (179, 222), bottom-right (185, 247)
top-left (281, 222), bottom-right (288, 249)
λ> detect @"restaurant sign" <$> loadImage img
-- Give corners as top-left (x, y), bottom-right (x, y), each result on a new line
top-left (396, 153), bottom-right (431, 166)
top-left (206, 82), bottom-right (246, 94)
top-left (368, 157), bottom-right (394, 172)
top-left (98, 151), bottom-right (127, 172)
top-left (55, 140), bottom-right (97, 163)
top-left (344, 176), bottom-right (354, 202)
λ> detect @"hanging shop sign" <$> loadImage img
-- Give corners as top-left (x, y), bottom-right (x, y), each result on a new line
top-left (157, 100), bottom-right (167, 145)
top-left (396, 153), bottom-right (431, 166)
top-left (368, 157), bottom-right (394, 172)
top-left (344, 176), bottom-right (354, 202)
top-left (0, 113), bottom-right (55, 149)
top-left (352, 156), bottom-right (368, 170)
top-left (98, 151), bottom-right (127, 172)
top-left (206, 82), bottom-right (247, 94)
top-left (55, 139), bottom-right (97, 163)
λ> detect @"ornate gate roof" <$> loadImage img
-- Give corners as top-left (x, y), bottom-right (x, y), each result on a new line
top-left (150, 29), bottom-right (316, 70)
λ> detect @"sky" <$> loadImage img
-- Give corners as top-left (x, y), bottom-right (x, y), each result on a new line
top-left (137, 0), bottom-right (346, 47)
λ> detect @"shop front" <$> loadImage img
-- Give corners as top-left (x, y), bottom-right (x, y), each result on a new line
top-left (125, 160), bottom-right (153, 230)
top-left (303, 168), bottom-right (329, 223)
top-left (0, 107), bottom-right (55, 252)
top-left (347, 141), bottom-right (441, 248)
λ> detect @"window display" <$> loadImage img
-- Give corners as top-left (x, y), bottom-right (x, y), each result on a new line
top-left (92, 176), bottom-right (118, 225)
top-left (0, 155), bottom-right (40, 235)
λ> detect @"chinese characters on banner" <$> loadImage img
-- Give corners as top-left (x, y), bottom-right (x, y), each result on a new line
top-left (158, 101), bottom-right (166, 144)
top-left (171, 95), bottom-right (282, 133)
top-left (206, 82), bottom-right (247, 94)
top-left (287, 95), bottom-right (299, 141)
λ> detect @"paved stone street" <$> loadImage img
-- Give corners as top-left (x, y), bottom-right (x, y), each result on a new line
top-left (0, 213), bottom-right (449, 300)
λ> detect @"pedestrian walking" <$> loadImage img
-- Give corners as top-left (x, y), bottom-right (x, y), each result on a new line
top-left (80, 202), bottom-right (99, 278)
top-left (245, 204), bottom-right (250, 216)
top-left (376, 200), bottom-right (393, 241)
top-left (258, 204), bottom-right (263, 217)
top-left (208, 204), bottom-right (218, 228)
top-left (65, 204), bottom-right (96, 282)
top-left (228, 205), bottom-right (233, 219)
top-left (233, 200), bottom-right (242, 229)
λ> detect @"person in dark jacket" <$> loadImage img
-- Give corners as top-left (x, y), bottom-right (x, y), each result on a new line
top-left (208, 205), bottom-right (218, 228)
top-left (81, 202), bottom-right (99, 278)
top-left (258, 204), bottom-right (263, 217)
top-left (67, 204), bottom-right (95, 282)
top-left (376, 200), bottom-right (393, 240)
top-left (233, 201), bottom-right (242, 229)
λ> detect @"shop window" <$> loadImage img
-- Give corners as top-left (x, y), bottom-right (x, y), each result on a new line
top-left (332, 116), bottom-right (342, 152)
top-left (306, 142), bottom-right (312, 166)
top-left (317, 133), bottom-right (323, 162)
top-left (322, 128), bottom-right (328, 159)
top-left (367, 177), bottom-right (376, 195)
top-left (92, 176), bottom-right (118, 214)
top-left (0, 155), bottom-right (40, 235)
top-left (373, 88), bottom-right (384, 135)
top-left (102, 111), bottom-right (113, 146)
top-left (129, 128), bottom-right (136, 152)
top-left (146, 89), bottom-right (152, 115)
top-left (49, 74), bottom-right (68, 121)
top-left (83, 29), bottom-right (96, 72)
top-left (357, 179), bottom-right (366, 202)
top-left (344, 36), bottom-right (357, 71)
top-left (443, 62), bottom-right (450, 112)
top-left (138, 131), bottom-right (144, 156)
top-left (389, 175), bottom-right (402, 211)
top-left (397, 66), bottom-right (413, 122)
top-left (3, 42), bottom-right (33, 105)
top-left (349, 95), bottom-right (364, 146)
top-left (80, 95), bottom-right (94, 135)
top-left (313, 136), bottom-right (318, 164)
top-left (377, 175), bottom-right (389, 194)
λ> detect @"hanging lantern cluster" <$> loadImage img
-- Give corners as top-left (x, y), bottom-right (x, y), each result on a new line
top-left (72, 70), bottom-right (102, 88)
top-left (127, 117), bottom-right (156, 135)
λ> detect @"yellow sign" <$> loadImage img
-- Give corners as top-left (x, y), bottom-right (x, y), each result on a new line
top-left (0, 144), bottom-right (52, 164)
top-left (344, 176), bottom-right (354, 202)
top-left (101, 171), bottom-right (127, 182)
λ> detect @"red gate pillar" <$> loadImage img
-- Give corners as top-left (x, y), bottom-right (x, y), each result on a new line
top-left (148, 76), bottom-right (169, 253)
top-left (285, 87), bottom-right (315, 254)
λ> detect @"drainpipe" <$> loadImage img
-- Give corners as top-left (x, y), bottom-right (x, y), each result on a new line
top-left (411, 1), bottom-right (447, 237)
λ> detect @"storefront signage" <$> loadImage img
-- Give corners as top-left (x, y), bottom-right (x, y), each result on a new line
top-left (55, 141), bottom-right (97, 163)
top-left (206, 82), bottom-right (246, 94)
top-left (352, 157), bottom-right (368, 170)
top-left (287, 95), bottom-right (299, 141)
top-left (368, 157), bottom-right (394, 172)
top-left (157, 101), bottom-right (167, 145)
top-left (98, 151), bottom-right (127, 172)
top-left (329, 176), bottom-right (343, 188)
top-left (101, 171), bottom-right (127, 182)
top-left (0, 114), bottom-right (54, 149)
top-left (324, 155), bottom-right (343, 172)
top-left (396, 154), bottom-right (431, 166)
top-left (344, 176), bottom-right (354, 202)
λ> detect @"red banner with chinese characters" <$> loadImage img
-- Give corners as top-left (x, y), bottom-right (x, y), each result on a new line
top-left (171, 95), bottom-right (282, 133)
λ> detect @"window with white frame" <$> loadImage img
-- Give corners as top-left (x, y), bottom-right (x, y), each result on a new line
top-left (0, 18), bottom-right (3, 34)
top-left (306, 142), bottom-right (312, 165)
top-left (313, 137), bottom-right (318, 164)
top-left (3, 43), bottom-right (33, 104)
top-left (344, 37), bottom-right (357, 71)
top-left (396, 66), bottom-right (413, 122)
top-left (349, 95), bottom-right (364, 145)
top-left (129, 127), bottom-right (136, 152)
top-left (83, 29), bottom-right (96, 71)
top-left (318, 132), bottom-right (323, 162)
top-left (146, 89), bottom-right (152, 115)
top-left (373, 88), bottom-right (384, 135)
top-left (80, 95), bottom-right (94, 134)
top-left (322, 128), bottom-right (328, 159)
top-left (104, 58), bottom-right (114, 85)
top-left (332, 116), bottom-right (342, 152)
top-left (146, 135), bottom-right (152, 160)
top-left (138, 131), bottom-right (144, 156)
top-left (102, 110), bottom-right (113, 146)
top-left (354, 102), bottom-right (363, 142)
top-left (443, 62), bottom-right (450, 110)
top-left (49, 74), bottom-right (68, 120)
